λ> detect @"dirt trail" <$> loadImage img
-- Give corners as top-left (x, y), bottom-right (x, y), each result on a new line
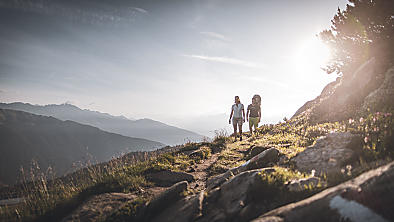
top-left (187, 152), bottom-right (221, 192)
top-left (61, 148), bottom-right (224, 221)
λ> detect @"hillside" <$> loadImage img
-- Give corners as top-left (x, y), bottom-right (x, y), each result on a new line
top-left (1, 106), bottom-right (392, 221)
top-left (0, 109), bottom-right (164, 185)
top-left (1, 50), bottom-right (393, 221)
top-left (292, 58), bottom-right (394, 123)
top-left (0, 103), bottom-right (205, 145)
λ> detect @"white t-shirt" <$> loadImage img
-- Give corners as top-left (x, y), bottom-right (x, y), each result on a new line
top-left (231, 103), bottom-right (244, 118)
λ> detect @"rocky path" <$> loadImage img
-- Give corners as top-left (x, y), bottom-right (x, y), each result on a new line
top-left (61, 147), bottom-right (224, 222)
top-left (188, 152), bottom-right (221, 193)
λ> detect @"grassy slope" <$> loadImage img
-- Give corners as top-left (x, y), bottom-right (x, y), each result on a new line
top-left (0, 110), bottom-right (392, 222)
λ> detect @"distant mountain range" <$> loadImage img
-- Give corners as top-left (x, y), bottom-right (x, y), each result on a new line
top-left (0, 109), bottom-right (164, 185)
top-left (0, 103), bottom-right (205, 145)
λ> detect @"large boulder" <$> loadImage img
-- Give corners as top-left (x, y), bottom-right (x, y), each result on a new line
top-left (292, 132), bottom-right (363, 176)
top-left (252, 161), bottom-right (394, 222)
top-left (146, 170), bottom-right (194, 187)
top-left (199, 169), bottom-right (265, 222)
top-left (143, 181), bottom-right (188, 221)
top-left (150, 191), bottom-right (204, 222)
top-left (245, 148), bottom-right (280, 170)
top-left (206, 148), bottom-right (279, 191)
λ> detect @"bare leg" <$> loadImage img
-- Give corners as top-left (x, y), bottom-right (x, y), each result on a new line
top-left (233, 123), bottom-right (237, 141)
top-left (239, 124), bottom-right (243, 141)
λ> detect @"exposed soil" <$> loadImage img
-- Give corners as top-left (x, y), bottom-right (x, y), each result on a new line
top-left (188, 152), bottom-right (221, 193)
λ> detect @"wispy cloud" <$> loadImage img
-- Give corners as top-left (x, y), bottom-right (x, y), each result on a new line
top-left (183, 54), bottom-right (261, 68)
top-left (200, 32), bottom-right (229, 42)
top-left (131, 7), bottom-right (148, 14)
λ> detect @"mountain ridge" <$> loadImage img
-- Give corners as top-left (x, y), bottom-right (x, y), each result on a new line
top-left (0, 108), bottom-right (164, 185)
top-left (0, 102), bottom-right (206, 145)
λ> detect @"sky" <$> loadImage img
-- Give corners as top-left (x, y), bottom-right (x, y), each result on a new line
top-left (0, 0), bottom-right (348, 137)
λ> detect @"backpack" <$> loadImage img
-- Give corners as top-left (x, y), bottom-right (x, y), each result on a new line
top-left (253, 94), bottom-right (261, 106)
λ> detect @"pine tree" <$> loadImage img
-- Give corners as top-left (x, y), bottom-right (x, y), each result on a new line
top-left (319, 0), bottom-right (394, 77)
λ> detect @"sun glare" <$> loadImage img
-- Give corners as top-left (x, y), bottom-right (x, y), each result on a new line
top-left (293, 37), bottom-right (331, 72)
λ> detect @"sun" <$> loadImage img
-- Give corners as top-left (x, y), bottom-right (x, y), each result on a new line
top-left (293, 37), bottom-right (331, 73)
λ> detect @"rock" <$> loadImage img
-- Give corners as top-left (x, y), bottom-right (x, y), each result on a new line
top-left (178, 143), bottom-right (201, 155)
top-left (252, 216), bottom-right (284, 222)
top-left (205, 148), bottom-right (279, 191)
top-left (189, 150), bottom-right (204, 158)
top-left (200, 169), bottom-right (287, 222)
top-left (287, 177), bottom-right (323, 192)
top-left (206, 170), bottom-right (235, 191)
top-left (247, 146), bottom-right (270, 160)
top-left (245, 148), bottom-right (280, 170)
top-left (186, 167), bottom-right (196, 173)
top-left (146, 170), bottom-right (194, 187)
top-left (217, 170), bottom-right (263, 216)
top-left (292, 132), bottom-right (363, 176)
top-left (0, 197), bottom-right (25, 206)
top-left (278, 155), bottom-right (289, 165)
top-left (61, 193), bottom-right (136, 222)
top-left (188, 146), bottom-right (211, 161)
top-left (150, 191), bottom-right (205, 222)
top-left (144, 181), bottom-right (188, 221)
top-left (252, 161), bottom-right (394, 222)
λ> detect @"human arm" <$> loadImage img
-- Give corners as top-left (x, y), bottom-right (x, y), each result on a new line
top-left (242, 105), bottom-right (246, 122)
top-left (258, 106), bottom-right (261, 122)
top-left (246, 105), bottom-right (250, 122)
top-left (229, 108), bottom-right (234, 124)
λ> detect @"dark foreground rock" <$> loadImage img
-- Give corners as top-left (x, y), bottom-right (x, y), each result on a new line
top-left (206, 148), bottom-right (279, 191)
top-left (150, 191), bottom-right (204, 222)
top-left (292, 132), bottom-right (363, 176)
top-left (252, 161), bottom-right (394, 222)
top-left (61, 193), bottom-right (136, 222)
top-left (150, 166), bottom-right (313, 222)
top-left (143, 181), bottom-right (188, 221)
top-left (146, 170), bottom-right (194, 187)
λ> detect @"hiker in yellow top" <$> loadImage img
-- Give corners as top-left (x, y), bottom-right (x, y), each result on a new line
top-left (247, 95), bottom-right (261, 135)
top-left (229, 96), bottom-right (245, 141)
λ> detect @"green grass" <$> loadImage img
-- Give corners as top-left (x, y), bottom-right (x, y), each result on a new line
top-left (1, 109), bottom-right (392, 222)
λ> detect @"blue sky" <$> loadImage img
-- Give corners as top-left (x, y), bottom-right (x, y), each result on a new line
top-left (0, 0), bottom-right (348, 136)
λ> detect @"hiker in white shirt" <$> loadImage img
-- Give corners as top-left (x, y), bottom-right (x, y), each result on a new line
top-left (229, 96), bottom-right (245, 141)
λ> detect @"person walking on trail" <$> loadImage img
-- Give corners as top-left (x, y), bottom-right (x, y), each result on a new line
top-left (229, 96), bottom-right (245, 141)
top-left (247, 96), bottom-right (261, 135)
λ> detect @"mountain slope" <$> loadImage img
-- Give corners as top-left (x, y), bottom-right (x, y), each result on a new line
top-left (292, 59), bottom-right (394, 123)
top-left (0, 103), bottom-right (205, 145)
top-left (0, 109), bottom-right (163, 185)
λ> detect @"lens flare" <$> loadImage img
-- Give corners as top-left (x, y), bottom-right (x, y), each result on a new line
top-left (294, 37), bottom-right (332, 72)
